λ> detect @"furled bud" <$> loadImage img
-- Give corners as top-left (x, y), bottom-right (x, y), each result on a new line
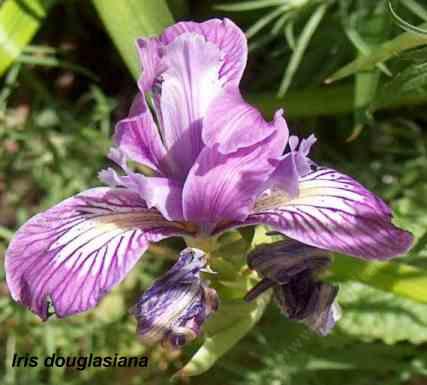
top-left (131, 248), bottom-right (218, 348)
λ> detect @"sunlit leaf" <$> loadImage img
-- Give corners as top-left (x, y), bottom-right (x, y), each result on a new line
top-left (329, 254), bottom-right (427, 304)
top-left (338, 282), bottom-right (427, 344)
top-left (92, 0), bottom-right (174, 79)
top-left (0, 0), bottom-right (55, 77)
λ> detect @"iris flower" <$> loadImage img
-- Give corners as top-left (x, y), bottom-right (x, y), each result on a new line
top-left (5, 19), bottom-right (412, 345)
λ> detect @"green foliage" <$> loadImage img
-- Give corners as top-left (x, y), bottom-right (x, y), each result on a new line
top-left (338, 282), bottom-right (427, 344)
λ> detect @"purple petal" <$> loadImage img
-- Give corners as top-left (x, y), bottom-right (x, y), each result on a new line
top-left (99, 149), bottom-right (184, 221)
top-left (267, 134), bottom-right (317, 199)
top-left (136, 37), bottom-right (165, 92)
top-left (138, 18), bottom-right (247, 89)
top-left (183, 115), bottom-right (288, 230)
top-left (203, 88), bottom-right (289, 154)
top-left (131, 176), bottom-right (184, 221)
top-left (113, 94), bottom-right (170, 175)
top-left (5, 188), bottom-right (185, 320)
top-left (250, 167), bottom-right (413, 260)
top-left (157, 32), bottom-right (224, 179)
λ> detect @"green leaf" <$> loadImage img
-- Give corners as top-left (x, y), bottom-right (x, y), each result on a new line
top-left (338, 282), bottom-right (427, 344)
top-left (92, 0), bottom-right (174, 79)
top-left (326, 22), bottom-right (427, 83)
top-left (329, 254), bottom-right (427, 304)
top-left (375, 62), bottom-right (427, 107)
top-left (215, 0), bottom-right (288, 12)
top-left (0, 0), bottom-right (55, 77)
top-left (178, 292), bottom-right (270, 377)
top-left (401, 0), bottom-right (427, 22)
top-left (278, 3), bottom-right (328, 97)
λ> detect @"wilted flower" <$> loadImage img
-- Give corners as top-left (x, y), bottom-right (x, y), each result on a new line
top-left (245, 239), bottom-right (341, 335)
top-left (5, 19), bottom-right (412, 345)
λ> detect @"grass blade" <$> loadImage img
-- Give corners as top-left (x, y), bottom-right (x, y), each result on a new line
top-left (215, 0), bottom-right (289, 12)
top-left (278, 3), bottom-right (328, 97)
top-left (92, 0), bottom-right (174, 79)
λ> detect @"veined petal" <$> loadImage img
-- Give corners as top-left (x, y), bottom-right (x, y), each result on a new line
top-left (5, 188), bottom-right (186, 320)
top-left (203, 88), bottom-right (289, 154)
top-left (183, 115), bottom-right (288, 230)
top-left (99, 149), bottom-right (184, 221)
top-left (132, 176), bottom-right (184, 221)
top-left (113, 94), bottom-right (169, 175)
top-left (250, 168), bottom-right (413, 260)
top-left (158, 33), bottom-right (224, 179)
top-left (137, 19), bottom-right (246, 93)
top-left (136, 37), bottom-right (165, 92)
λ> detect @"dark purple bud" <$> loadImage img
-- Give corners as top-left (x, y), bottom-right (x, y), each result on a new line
top-left (245, 239), bottom-right (340, 335)
top-left (245, 239), bottom-right (331, 300)
top-left (131, 248), bottom-right (218, 348)
top-left (274, 272), bottom-right (341, 335)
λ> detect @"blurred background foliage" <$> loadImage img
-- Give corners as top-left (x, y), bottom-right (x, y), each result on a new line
top-left (1, 0), bottom-right (427, 384)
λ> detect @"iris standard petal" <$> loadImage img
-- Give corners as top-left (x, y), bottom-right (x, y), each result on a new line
top-left (113, 93), bottom-right (169, 175)
top-left (158, 32), bottom-right (224, 179)
top-left (132, 248), bottom-right (218, 348)
top-left (202, 87), bottom-right (289, 154)
top-left (137, 18), bottom-right (246, 93)
top-left (182, 113), bottom-right (288, 231)
top-left (5, 188), bottom-right (186, 320)
top-left (158, 18), bottom-right (247, 86)
top-left (250, 167), bottom-right (413, 260)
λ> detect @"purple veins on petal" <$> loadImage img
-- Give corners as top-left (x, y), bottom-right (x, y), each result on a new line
top-left (5, 188), bottom-right (184, 320)
top-left (132, 248), bottom-right (218, 348)
top-left (250, 166), bottom-right (413, 260)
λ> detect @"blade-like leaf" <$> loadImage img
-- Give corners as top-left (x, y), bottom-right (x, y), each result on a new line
top-left (215, 0), bottom-right (288, 12)
top-left (0, 0), bottom-right (55, 77)
top-left (329, 254), bottom-right (427, 304)
top-left (278, 3), bottom-right (328, 97)
top-left (92, 0), bottom-right (174, 79)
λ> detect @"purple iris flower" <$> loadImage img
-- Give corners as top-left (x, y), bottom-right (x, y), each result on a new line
top-left (5, 19), bottom-right (412, 343)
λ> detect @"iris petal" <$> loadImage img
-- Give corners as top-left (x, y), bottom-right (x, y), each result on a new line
top-left (250, 167), bottom-right (413, 260)
top-left (183, 114), bottom-right (287, 230)
top-left (203, 88), bottom-right (289, 154)
top-left (5, 188), bottom-right (185, 320)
